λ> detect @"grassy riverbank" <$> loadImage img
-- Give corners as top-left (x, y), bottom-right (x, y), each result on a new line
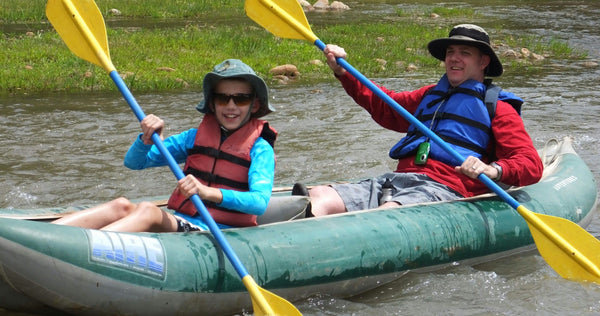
top-left (1, 0), bottom-right (587, 95)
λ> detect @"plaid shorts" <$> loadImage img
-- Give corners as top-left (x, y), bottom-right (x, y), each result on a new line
top-left (175, 216), bottom-right (203, 232)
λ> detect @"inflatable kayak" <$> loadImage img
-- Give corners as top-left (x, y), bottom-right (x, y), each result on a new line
top-left (0, 137), bottom-right (596, 315)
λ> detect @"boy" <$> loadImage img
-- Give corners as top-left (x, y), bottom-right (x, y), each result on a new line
top-left (54, 59), bottom-right (277, 232)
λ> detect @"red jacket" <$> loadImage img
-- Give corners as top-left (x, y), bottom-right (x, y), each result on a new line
top-left (338, 72), bottom-right (543, 197)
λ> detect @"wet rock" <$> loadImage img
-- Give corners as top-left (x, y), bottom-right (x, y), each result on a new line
top-left (313, 0), bottom-right (329, 10)
top-left (501, 49), bottom-right (520, 58)
top-left (157, 67), bottom-right (175, 72)
top-left (175, 78), bottom-right (190, 88)
top-left (406, 63), bottom-right (418, 72)
top-left (120, 71), bottom-right (135, 79)
top-left (500, 47), bottom-right (545, 63)
top-left (311, 0), bottom-right (350, 11)
top-left (309, 59), bottom-right (324, 66)
top-left (530, 52), bottom-right (544, 61)
top-left (270, 64), bottom-right (300, 83)
top-left (330, 1), bottom-right (350, 11)
top-left (108, 8), bottom-right (121, 16)
top-left (298, 0), bottom-right (314, 11)
top-left (582, 61), bottom-right (599, 68)
top-left (272, 75), bottom-right (292, 84)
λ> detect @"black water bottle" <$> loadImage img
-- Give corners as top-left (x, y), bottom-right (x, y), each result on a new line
top-left (379, 178), bottom-right (393, 205)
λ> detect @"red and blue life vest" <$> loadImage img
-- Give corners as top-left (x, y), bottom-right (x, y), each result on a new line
top-left (167, 113), bottom-right (277, 227)
top-left (390, 75), bottom-right (523, 166)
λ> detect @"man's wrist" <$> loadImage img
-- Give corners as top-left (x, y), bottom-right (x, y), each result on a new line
top-left (491, 162), bottom-right (503, 182)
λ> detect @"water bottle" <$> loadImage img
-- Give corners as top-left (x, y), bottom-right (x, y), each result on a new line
top-left (379, 178), bottom-right (393, 205)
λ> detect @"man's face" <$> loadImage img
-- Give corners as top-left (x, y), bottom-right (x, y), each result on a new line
top-left (444, 44), bottom-right (490, 87)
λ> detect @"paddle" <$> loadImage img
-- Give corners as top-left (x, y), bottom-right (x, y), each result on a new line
top-left (45, 1), bottom-right (301, 314)
top-left (245, 0), bottom-right (600, 283)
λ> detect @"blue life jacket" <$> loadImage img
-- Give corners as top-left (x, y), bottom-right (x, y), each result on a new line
top-left (389, 75), bottom-right (523, 166)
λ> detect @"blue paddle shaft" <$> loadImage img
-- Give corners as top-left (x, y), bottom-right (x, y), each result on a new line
top-left (108, 71), bottom-right (251, 278)
top-left (314, 39), bottom-right (520, 210)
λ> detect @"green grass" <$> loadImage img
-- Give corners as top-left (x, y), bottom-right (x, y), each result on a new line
top-left (0, 1), bottom-right (588, 95)
top-left (0, 24), bottom-right (320, 94)
top-left (0, 0), bottom-right (243, 22)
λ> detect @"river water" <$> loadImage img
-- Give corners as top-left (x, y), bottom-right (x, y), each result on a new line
top-left (1, 0), bottom-right (600, 315)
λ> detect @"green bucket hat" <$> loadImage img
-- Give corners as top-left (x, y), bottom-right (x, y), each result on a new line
top-left (196, 59), bottom-right (274, 118)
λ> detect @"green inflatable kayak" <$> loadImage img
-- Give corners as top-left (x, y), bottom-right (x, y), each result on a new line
top-left (0, 137), bottom-right (597, 315)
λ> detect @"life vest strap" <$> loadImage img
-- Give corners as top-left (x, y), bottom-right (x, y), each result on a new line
top-left (184, 168), bottom-right (250, 190)
top-left (188, 146), bottom-right (251, 168)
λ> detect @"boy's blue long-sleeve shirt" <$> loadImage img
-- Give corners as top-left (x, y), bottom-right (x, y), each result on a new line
top-left (124, 128), bottom-right (275, 218)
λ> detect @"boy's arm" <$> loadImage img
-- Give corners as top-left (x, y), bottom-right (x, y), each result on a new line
top-left (218, 138), bottom-right (275, 216)
top-left (124, 128), bottom-right (196, 170)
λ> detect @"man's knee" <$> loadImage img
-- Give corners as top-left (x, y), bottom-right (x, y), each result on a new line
top-left (308, 185), bottom-right (346, 216)
top-left (308, 185), bottom-right (336, 199)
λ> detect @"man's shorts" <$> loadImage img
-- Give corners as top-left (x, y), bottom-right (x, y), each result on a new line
top-left (332, 172), bottom-right (463, 212)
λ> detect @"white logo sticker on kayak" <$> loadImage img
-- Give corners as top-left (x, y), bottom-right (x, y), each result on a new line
top-left (88, 230), bottom-right (165, 279)
top-left (553, 175), bottom-right (577, 191)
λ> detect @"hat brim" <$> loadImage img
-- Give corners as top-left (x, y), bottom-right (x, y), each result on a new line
top-left (196, 73), bottom-right (274, 118)
top-left (427, 36), bottom-right (503, 77)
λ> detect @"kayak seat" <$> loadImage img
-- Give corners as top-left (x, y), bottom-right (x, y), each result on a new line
top-left (257, 195), bottom-right (310, 225)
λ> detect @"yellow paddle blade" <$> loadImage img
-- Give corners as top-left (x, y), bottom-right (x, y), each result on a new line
top-left (46, 0), bottom-right (115, 72)
top-left (245, 0), bottom-right (317, 43)
top-left (243, 276), bottom-right (302, 316)
top-left (519, 205), bottom-right (600, 283)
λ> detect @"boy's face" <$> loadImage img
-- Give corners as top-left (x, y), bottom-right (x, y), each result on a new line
top-left (211, 79), bottom-right (259, 131)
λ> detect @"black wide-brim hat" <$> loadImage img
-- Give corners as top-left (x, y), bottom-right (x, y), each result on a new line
top-left (427, 24), bottom-right (503, 77)
top-left (196, 59), bottom-right (274, 118)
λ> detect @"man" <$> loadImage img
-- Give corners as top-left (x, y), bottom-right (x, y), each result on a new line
top-left (301, 24), bottom-right (543, 216)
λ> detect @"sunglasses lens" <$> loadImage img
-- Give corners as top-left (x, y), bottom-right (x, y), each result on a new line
top-left (214, 93), bottom-right (253, 107)
top-left (213, 94), bottom-right (229, 106)
top-left (232, 94), bottom-right (253, 106)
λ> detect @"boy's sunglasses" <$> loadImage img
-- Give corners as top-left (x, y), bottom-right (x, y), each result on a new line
top-left (213, 93), bottom-right (254, 107)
